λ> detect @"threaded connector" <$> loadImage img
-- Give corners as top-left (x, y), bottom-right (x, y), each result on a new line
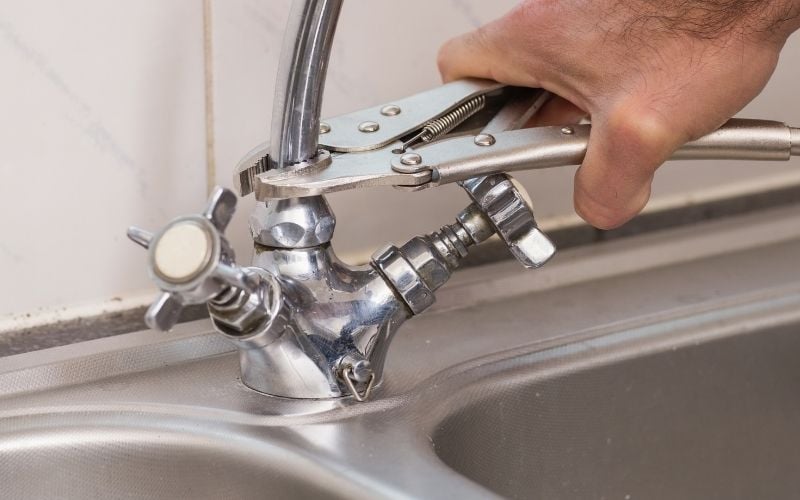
top-left (372, 203), bottom-right (496, 316)
top-left (424, 203), bottom-right (495, 271)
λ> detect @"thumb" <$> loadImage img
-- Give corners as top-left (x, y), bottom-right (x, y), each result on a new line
top-left (574, 103), bottom-right (690, 229)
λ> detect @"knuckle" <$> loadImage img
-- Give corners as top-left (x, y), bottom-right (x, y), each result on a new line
top-left (611, 109), bottom-right (672, 150)
top-left (604, 104), bottom-right (687, 171)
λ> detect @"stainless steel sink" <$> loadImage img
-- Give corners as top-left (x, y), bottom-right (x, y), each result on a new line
top-left (3, 206), bottom-right (800, 499)
top-left (433, 310), bottom-right (800, 500)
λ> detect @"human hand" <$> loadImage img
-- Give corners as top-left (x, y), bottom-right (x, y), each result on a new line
top-left (439, 1), bottom-right (800, 228)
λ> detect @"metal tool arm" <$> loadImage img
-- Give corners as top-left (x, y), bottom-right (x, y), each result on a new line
top-left (252, 117), bottom-right (798, 199)
top-left (409, 119), bottom-right (800, 187)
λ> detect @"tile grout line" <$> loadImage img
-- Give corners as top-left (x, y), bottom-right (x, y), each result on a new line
top-left (202, 0), bottom-right (215, 195)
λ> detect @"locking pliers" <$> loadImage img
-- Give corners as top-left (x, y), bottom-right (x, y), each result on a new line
top-left (235, 78), bottom-right (800, 201)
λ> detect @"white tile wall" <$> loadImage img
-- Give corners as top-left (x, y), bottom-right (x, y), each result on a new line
top-left (1, 1), bottom-right (798, 322)
top-left (0, 1), bottom-right (206, 319)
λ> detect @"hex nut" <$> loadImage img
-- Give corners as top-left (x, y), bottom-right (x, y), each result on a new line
top-left (398, 237), bottom-right (452, 292)
top-left (372, 245), bottom-right (435, 315)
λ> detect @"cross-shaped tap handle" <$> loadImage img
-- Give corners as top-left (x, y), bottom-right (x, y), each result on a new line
top-left (127, 187), bottom-right (254, 331)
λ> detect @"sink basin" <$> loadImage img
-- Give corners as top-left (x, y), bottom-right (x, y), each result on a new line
top-left (0, 412), bottom-right (367, 500)
top-left (433, 318), bottom-right (800, 500)
top-left (3, 206), bottom-right (800, 499)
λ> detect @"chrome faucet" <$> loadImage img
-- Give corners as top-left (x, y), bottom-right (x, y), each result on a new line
top-left (128, 0), bottom-right (799, 402)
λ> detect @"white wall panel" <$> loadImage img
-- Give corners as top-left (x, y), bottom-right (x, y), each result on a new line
top-left (0, 1), bottom-right (206, 317)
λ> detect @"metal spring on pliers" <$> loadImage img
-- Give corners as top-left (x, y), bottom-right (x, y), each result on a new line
top-left (401, 94), bottom-right (486, 151)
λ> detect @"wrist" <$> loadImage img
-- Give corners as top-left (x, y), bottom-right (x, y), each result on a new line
top-left (762, 0), bottom-right (800, 41)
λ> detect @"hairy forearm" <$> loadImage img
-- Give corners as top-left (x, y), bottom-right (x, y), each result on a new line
top-left (618, 0), bottom-right (800, 42)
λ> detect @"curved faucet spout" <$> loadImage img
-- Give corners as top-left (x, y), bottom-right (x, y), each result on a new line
top-left (270, 0), bottom-right (343, 169)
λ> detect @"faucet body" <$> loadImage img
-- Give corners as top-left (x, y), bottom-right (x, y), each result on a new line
top-left (231, 185), bottom-right (499, 398)
top-left (240, 245), bottom-right (409, 398)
